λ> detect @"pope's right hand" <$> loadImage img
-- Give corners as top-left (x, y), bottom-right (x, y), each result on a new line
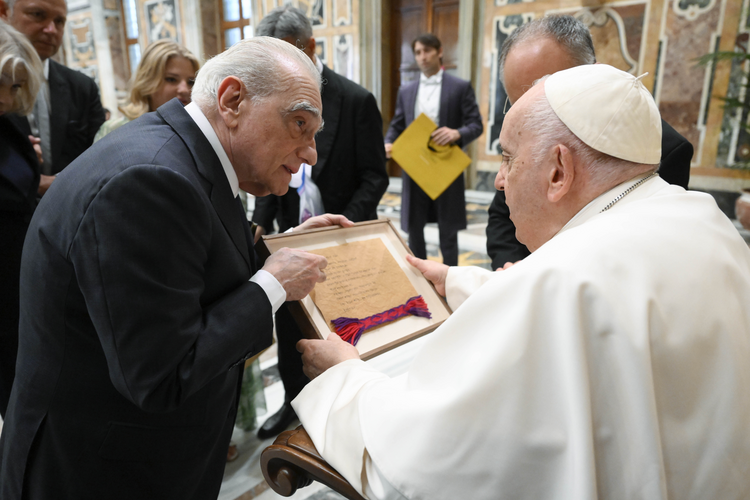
top-left (405, 254), bottom-right (448, 296)
top-left (262, 247), bottom-right (327, 301)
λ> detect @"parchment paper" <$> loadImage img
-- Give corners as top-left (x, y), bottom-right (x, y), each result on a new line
top-left (309, 238), bottom-right (420, 325)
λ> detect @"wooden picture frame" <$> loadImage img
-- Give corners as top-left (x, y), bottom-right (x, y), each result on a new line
top-left (258, 220), bottom-right (452, 360)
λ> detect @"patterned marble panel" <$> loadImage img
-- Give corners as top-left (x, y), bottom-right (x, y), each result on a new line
top-left (495, 0), bottom-right (534, 6)
top-left (310, 0), bottom-right (326, 27)
top-left (333, 0), bottom-right (351, 26)
top-left (105, 14), bottom-right (129, 91)
top-left (67, 13), bottom-right (99, 82)
top-left (333, 33), bottom-right (354, 80)
top-left (315, 36), bottom-right (328, 66)
top-left (578, 6), bottom-right (642, 73)
top-left (658, 0), bottom-right (724, 165)
top-left (716, 0), bottom-right (750, 168)
top-left (143, 0), bottom-right (181, 43)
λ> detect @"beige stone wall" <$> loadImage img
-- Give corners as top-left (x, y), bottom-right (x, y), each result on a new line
top-left (474, 0), bottom-right (750, 191)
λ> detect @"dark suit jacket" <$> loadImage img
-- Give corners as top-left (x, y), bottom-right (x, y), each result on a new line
top-left (7, 59), bottom-right (105, 174)
top-left (486, 119), bottom-right (695, 269)
top-left (385, 72), bottom-right (483, 234)
top-left (0, 100), bottom-right (274, 500)
top-left (252, 65), bottom-right (388, 232)
top-left (0, 116), bottom-right (40, 418)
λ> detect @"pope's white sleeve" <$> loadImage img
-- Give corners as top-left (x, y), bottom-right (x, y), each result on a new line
top-left (292, 359), bottom-right (391, 497)
top-left (444, 265), bottom-right (495, 310)
top-left (363, 452), bottom-right (409, 500)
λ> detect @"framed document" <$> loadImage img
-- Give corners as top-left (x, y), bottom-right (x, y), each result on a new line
top-left (258, 220), bottom-right (452, 360)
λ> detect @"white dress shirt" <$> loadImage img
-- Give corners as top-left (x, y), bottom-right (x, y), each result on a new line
top-left (414, 69), bottom-right (443, 124)
top-left (184, 102), bottom-right (286, 313)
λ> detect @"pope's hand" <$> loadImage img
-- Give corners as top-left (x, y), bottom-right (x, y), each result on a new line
top-left (262, 247), bottom-right (327, 301)
top-left (297, 333), bottom-right (361, 379)
top-left (405, 254), bottom-right (448, 296)
top-left (495, 261), bottom-right (517, 271)
top-left (294, 213), bottom-right (354, 232)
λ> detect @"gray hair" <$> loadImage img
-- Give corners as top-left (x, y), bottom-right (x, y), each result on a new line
top-left (5, 0), bottom-right (16, 15)
top-left (499, 15), bottom-right (596, 87)
top-left (523, 79), bottom-right (657, 189)
top-left (256, 6), bottom-right (313, 46)
top-left (0, 19), bottom-right (43, 116)
top-left (191, 36), bottom-right (320, 111)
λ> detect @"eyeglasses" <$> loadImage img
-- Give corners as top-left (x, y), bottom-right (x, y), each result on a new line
top-left (503, 95), bottom-right (511, 115)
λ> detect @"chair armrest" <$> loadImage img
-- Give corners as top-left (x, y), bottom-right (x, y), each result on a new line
top-left (261, 426), bottom-right (366, 500)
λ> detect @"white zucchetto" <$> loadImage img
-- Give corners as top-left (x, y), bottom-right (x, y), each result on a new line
top-left (545, 64), bottom-right (662, 165)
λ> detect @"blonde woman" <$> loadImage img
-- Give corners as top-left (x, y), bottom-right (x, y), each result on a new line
top-left (0, 19), bottom-right (43, 418)
top-left (95, 39), bottom-right (199, 141)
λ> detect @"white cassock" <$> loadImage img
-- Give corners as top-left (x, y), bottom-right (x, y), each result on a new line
top-left (292, 176), bottom-right (750, 499)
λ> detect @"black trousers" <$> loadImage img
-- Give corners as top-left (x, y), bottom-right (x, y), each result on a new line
top-left (275, 303), bottom-right (309, 403)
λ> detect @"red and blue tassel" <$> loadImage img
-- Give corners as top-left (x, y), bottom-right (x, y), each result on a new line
top-left (331, 296), bottom-right (432, 346)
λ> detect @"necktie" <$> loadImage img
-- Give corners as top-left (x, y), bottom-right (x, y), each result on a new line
top-left (34, 87), bottom-right (52, 174)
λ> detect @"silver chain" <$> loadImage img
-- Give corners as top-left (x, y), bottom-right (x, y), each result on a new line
top-left (600, 172), bottom-right (657, 213)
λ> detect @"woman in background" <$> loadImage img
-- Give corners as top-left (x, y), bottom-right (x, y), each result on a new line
top-left (0, 19), bottom-right (44, 418)
top-left (95, 39), bottom-right (199, 140)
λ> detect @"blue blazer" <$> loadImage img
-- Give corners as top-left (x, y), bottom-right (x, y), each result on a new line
top-left (385, 72), bottom-right (483, 233)
top-left (0, 99), bottom-right (273, 499)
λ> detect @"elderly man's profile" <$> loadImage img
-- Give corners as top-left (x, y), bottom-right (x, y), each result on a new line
top-left (292, 64), bottom-right (750, 500)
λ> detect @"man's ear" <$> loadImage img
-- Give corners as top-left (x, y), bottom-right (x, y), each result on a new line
top-left (0, 1), bottom-right (9, 20)
top-left (216, 76), bottom-right (245, 130)
top-left (305, 37), bottom-right (316, 62)
top-left (547, 144), bottom-right (575, 203)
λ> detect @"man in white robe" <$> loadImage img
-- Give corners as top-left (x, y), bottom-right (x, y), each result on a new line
top-left (291, 64), bottom-right (750, 499)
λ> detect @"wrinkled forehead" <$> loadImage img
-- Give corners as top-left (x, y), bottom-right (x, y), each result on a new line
top-left (501, 82), bottom-right (545, 145)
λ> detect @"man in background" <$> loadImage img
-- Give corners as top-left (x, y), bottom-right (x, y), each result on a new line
top-left (486, 15), bottom-right (693, 269)
top-left (385, 33), bottom-right (483, 266)
top-left (252, 5), bottom-right (389, 439)
top-left (1, 0), bottom-right (105, 195)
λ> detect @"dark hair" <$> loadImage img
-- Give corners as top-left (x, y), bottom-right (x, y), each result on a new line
top-left (498, 15), bottom-right (596, 84)
top-left (411, 33), bottom-right (441, 53)
top-left (256, 5), bottom-right (313, 43)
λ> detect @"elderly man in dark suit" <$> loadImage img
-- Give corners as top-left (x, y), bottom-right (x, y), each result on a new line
top-left (2, 0), bottom-right (105, 195)
top-left (385, 33), bottom-right (483, 266)
top-left (486, 15), bottom-right (694, 270)
top-left (251, 5), bottom-right (389, 440)
top-left (0, 37), bottom-right (349, 500)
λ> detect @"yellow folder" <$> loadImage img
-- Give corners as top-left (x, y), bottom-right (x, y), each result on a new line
top-left (391, 113), bottom-right (472, 200)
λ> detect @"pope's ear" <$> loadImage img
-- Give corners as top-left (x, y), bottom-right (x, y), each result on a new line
top-left (216, 76), bottom-right (246, 129)
top-left (547, 143), bottom-right (574, 203)
top-left (0, 1), bottom-right (8, 19)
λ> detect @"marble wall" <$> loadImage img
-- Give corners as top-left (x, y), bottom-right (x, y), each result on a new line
top-left (255, 0), bottom-right (360, 82)
top-left (475, 0), bottom-right (750, 191)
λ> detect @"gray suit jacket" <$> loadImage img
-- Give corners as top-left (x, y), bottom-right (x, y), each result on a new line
top-left (0, 99), bottom-right (273, 500)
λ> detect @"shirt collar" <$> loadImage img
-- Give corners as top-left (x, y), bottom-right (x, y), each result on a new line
top-left (313, 55), bottom-right (324, 74)
top-left (184, 102), bottom-right (239, 197)
top-left (557, 173), bottom-right (662, 236)
top-left (420, 68), bottom-right (443, 85)
top-left (43, 58), bottom-right (49, 80)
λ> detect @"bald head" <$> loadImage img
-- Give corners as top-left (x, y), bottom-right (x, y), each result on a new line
top-left (500, 15), bottom-right (596, 104)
